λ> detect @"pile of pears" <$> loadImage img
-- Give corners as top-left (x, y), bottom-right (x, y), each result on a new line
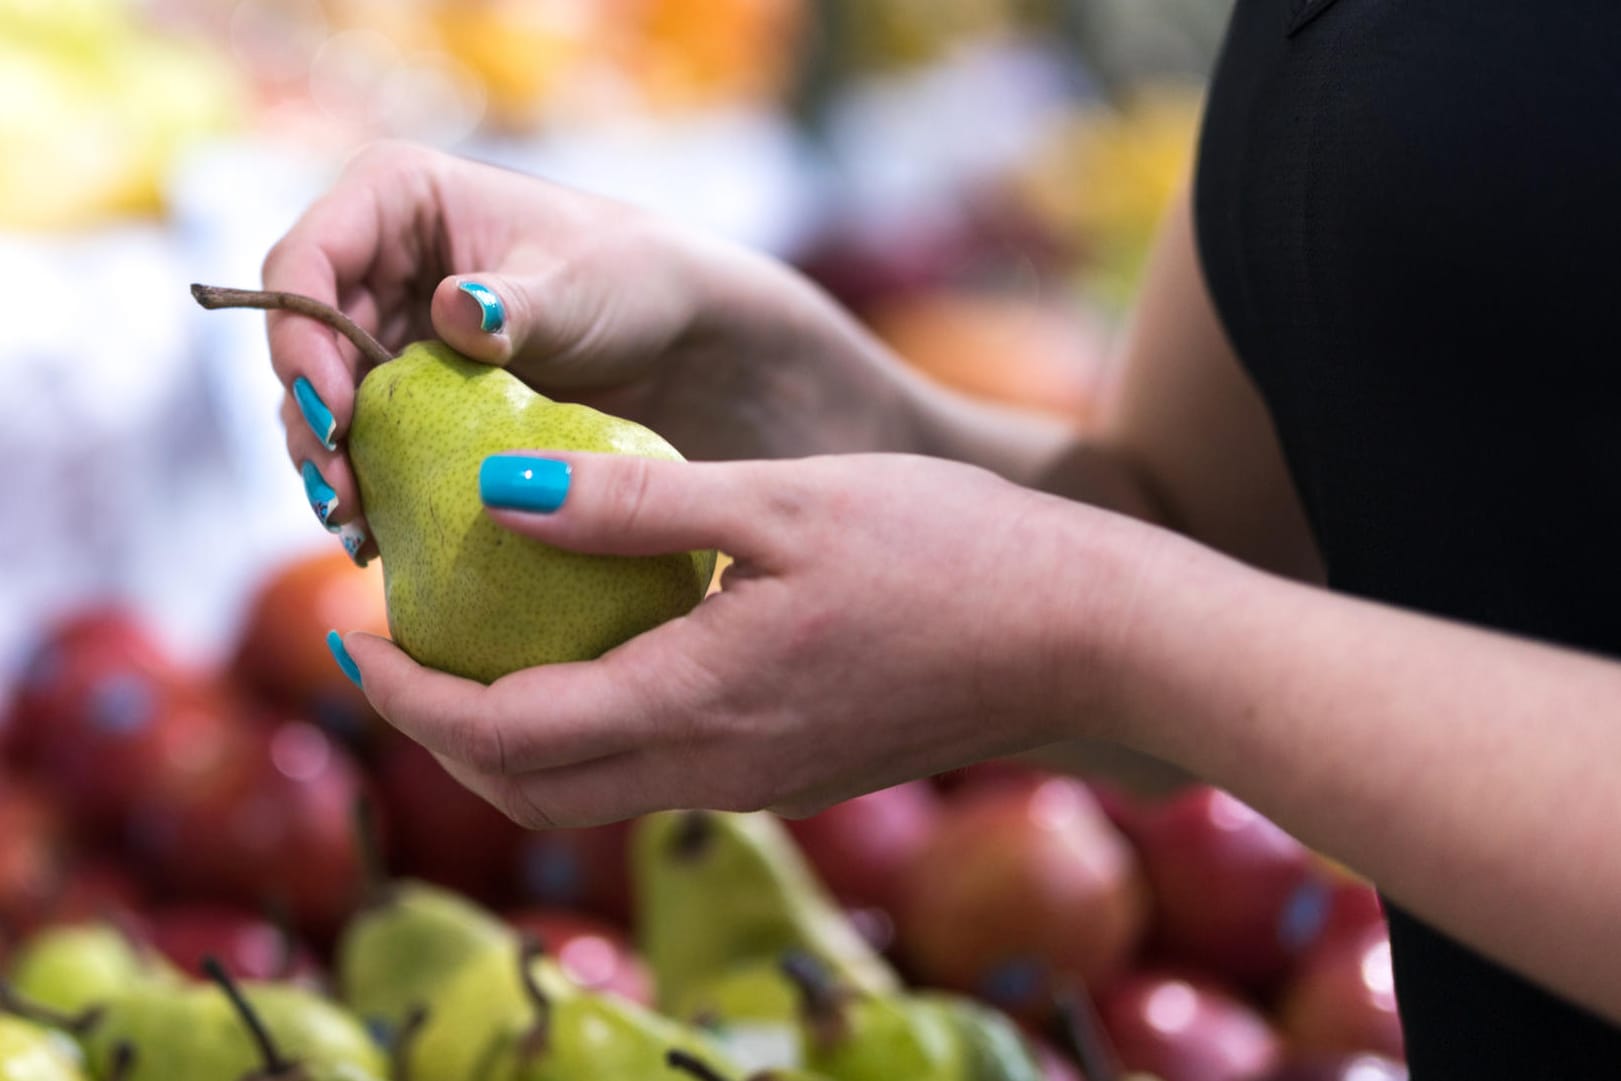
top-left (0, 812), bottom-right (1050, 1081)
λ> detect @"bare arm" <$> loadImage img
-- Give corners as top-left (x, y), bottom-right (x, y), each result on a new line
top-left (1079, 526), bottom-right (1621, 1023)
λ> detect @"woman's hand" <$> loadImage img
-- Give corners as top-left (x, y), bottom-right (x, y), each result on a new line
top-left (330, 452), bottom-right (1160, 825)
top-left (263, 141), bottom-right (925, 563)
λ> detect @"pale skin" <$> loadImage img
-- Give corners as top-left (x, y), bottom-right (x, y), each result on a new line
top-left (264, 142), bottom-right (1621, 1024)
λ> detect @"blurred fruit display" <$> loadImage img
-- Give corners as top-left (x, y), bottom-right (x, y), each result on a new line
top-left (0, 587), bottom-right (1404, 1080)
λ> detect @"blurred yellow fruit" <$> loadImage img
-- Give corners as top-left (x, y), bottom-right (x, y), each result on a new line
top-left (628, 0), bottom-right (805, 110)
top-left (430, 0), bottom-right (608, 129)
top-left (867, 290), bottom-right (1109, 426)
top-left (0, 23), bottom-right (243, 230)
top-left (1018, 87), bottom-right (1204, 305)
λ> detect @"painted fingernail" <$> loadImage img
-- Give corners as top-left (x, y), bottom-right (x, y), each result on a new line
top-left (300, 461), bottom-right (339, 528)
top-left (457, 281), bottom-right (506, 334)
top-left (480, 455), bottom-right (571, 513)
top-left (326, 630), bottom-right (362, 689)
top-left (336, 520), bottom-right (369, 566)
top-left (293, 377), bottom-right (337, 450)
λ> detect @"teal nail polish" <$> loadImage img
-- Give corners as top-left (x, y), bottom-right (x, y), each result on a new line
top-left (326, 630), bottom-right (362, 689)
top-left (458, 281), bottom-right (506, 333)
top-left (480, 455), bottom-right (571, 513)
top-left (300, 461), bottom-right (339, 528)
top-left (293, 377), bottom-right (337, 450)
top-left (337, 521), bottom-right (368, 565)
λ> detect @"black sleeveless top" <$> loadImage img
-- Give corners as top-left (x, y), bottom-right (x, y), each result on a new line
top-left (1194, 0), bottom-right (1621, 1076)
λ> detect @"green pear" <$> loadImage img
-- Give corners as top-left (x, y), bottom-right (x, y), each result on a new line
top-left (406, 940), bottom-right (734, 1081)
top-left (8, 925), bottom-right (178, 1021)
top-left (83, 973), bottom-right (385, 1081)
top-left (673, 959), bottom-right (804, 1073)
top-left (782, 954), bottom-right (961, 1081)
top-left (914, 996), bottom-right (1042, 1081)
top-left (0, 1016), bottom-right (87, 1081)
top-left (190, 285), bottom-right (715, 685)
top-left (335, 879), bottom-right (514, 1046)
top-left (633, 812), bottom-right (898, 1015)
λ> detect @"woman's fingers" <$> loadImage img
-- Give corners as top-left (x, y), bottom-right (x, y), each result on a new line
top-left (337, 631), bottom-right (669, 774)
top-left (479, 452), bottom-right (798, 565)
top-left (280, 398), bottom-right (373, 563)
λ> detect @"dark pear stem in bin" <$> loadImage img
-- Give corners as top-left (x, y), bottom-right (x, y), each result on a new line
top-left (190, 284), bottom-right (393, 369)
top-left (1055, 981), bottom-right (1122, 1081)
top-left (202, 956), bottom-right (298, 1078)
top-left (391, 1004), bottom-right (429, 1081)
top-left (666, 1049), bottom-right (736, 1081)
top-left (0, 981), bottom-right (101, 1037)
top-left (106, 1042), bottom-right (137, 1081)
top-left (516, 936), bottom-right (553, 1060)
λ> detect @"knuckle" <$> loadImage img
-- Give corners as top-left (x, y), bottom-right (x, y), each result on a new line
top-left (450, 714), bottom-right (508, 775)
top-left (346, 138), bottom-right (430, 175)
top-left (494, 779), bottom-right (555, 831)
top-left (606, 456), bottom-right (656, 537)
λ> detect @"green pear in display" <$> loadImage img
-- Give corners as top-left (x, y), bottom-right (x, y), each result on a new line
top-left (782, 955), bottom-right (1041, 1081)
top-left (190, 285), bottom-right (715, 685)
top-left (633, 812), bottom-right (898, 1015)
top-left (83, 962), bottom-right (385, 1081)
top-left (0, 1016), bottom-right (89, 1081)
top-left (7, 925), bottom-right (179, 1021)
top-left (782, 954), bottom-right (963, 1081)
top-left (335, 878), bottom-right (514, 1046)
top-left (406, 939), bottom-right (735, 1081)
top-left (673, 958), bottom-right (805, 1074)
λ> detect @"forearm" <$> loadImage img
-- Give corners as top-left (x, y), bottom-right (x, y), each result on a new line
top-left (1088, 526), bottom-right (1621, 1022)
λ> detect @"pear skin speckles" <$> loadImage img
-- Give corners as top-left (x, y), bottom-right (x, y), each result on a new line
top-left (349, 342), bottom-right (716, 684)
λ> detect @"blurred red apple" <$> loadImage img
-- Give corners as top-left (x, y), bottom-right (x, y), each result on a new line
top-left (1129, 787), bottom-right (1333, 990)
top-left (377, 737), bottom-right (525, 902)
top-left (1279, 926), bottom-right (1404, 1061)
top-left (513, 822), bottom-right (632, 924)
top-left (1260, 1053), bottom-right (1406, 1081)
top-left (34, 676), bottom-right (249, 838)
top-left (898, 777), bottom-right (1149, 1021)
top-left (783, 782), bottom-right (940, 912)
top-left (231, 550), bottom-right (388, 747)
top-left (35, 859), bottom-right (147, 933)
top-left (146, 904), bottom-right (322, 985)
top-left (1100, 972), bottom-right (1282, 1081)
top-left (0, 777), bottom-right (68, 933)
top-left (130, 720), bottom-right (369, 935)
top-left (4, 608), bottom-right (175, 767)
top-left (505, 907), bottom-right (652, 1005)
top-left (1315, 882), bottom-right (1385, 953)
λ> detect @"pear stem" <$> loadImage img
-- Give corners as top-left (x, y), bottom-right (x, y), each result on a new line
top-left (665, 1050), bottom-right (736, 1081)
top-left (779, 951), bottom-right (851, 1049)
top-left (1054, 982), bottom-right (1122, 1081)
top-left (107, 1041), bottom-right (137, 1081)
top-left (190, 284), bottom-right (394, 369)
top-left (0, 982), bottom-right (102, 1036)
top-left (670, 812), bottom-right (714, 861)
top-left (391, 1004), bottom-right (429, 1081)
top-left (516, 937), bottom-right (553, 1060)
top-left (202, 956), bottom-right (297, 1077)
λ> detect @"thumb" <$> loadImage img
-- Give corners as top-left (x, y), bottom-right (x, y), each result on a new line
top-left (429, 272), bottom-right (529, 366)
top-left (478, 451), bottom-right (790, 563)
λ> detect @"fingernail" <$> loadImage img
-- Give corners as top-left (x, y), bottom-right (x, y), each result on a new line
top-left (293, 377), bottom-right (337, 450)
top-left (336, 520), bottom-right (369, 566)
top-left (457, 281), bottom-right (506, 334)
top-left (300, 461), bottom-right (339, 529)
top-left (326, 630), bottom-right (362, 689)
top-left (480, 455), bottom-right (571, 513)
